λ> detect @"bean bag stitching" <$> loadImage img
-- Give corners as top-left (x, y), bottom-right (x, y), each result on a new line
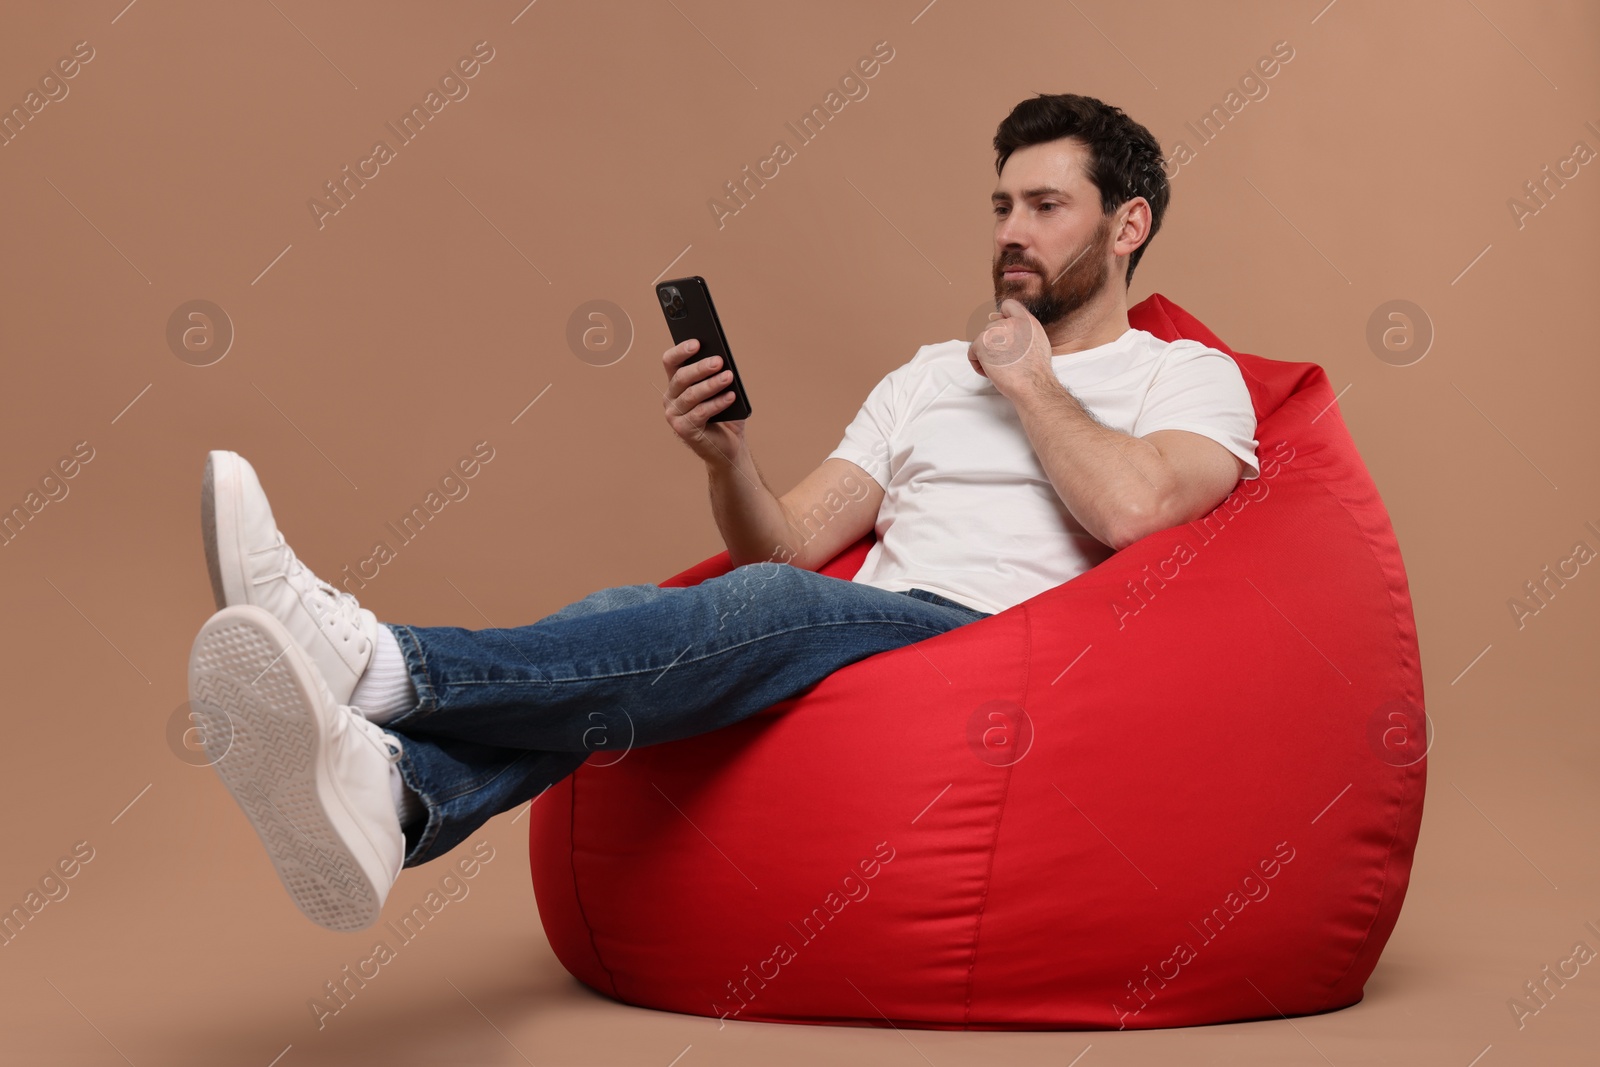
top-left (1297, 477), bottom-right (1413, 1009)
top-left (568, 771), bottom-right (622, 998)
top-left (1288, 455), bottom-right (1423, 1010)
top-left (1245, 374), bottom-right (1423, 1011)
top-left (962, 603), bottom-right (1031, 1027)
top-left (1318, 757), bottom-right (1415, 1012)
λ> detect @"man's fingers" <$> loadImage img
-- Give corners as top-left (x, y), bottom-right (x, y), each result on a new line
top-left (662, 337), bottom-right (701, 373)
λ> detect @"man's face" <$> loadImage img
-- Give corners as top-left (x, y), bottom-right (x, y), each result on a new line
top-left (989, 137), bottom-right (1120, 328)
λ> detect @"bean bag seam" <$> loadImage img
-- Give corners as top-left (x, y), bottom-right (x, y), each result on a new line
top-left (1261, 379), bottom-right (1424, 1011)
top-left (569, 772), bottom-right (622, 998)
top-left (962, 603), bottom-right (1032, 1027)
top-left (1319, 756), bottom-right (1415, 1011)
top-left (1292, 469), bottom-right (1423, 1010)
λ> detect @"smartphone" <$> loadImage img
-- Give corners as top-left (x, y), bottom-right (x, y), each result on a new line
top-left (654, 275), bottom-right (753, 423)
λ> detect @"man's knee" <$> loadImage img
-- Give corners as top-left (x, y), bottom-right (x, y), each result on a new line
top-left (732, 560), bottom-right (823, 599)
top-left (710, 561), bottom-right (810, 626)
top-left (729, 560), bottom-right (794, 583)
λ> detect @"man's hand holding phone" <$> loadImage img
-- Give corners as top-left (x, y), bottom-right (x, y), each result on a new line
top-left (662, 337), bottom-right (745, 464)
top-left (656, 277), bottom-right (789, 567)
top-left (657, 276), bottom-right (751, 465)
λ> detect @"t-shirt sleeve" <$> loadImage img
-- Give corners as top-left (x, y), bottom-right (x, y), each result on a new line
top-left (824, 356), bottom-right (914, 489)
top-left (1134, 343), bottom-right (1260, 479)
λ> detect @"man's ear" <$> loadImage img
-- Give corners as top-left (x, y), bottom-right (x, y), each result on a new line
top-left (1115, 198), bottom-right (1151, 259)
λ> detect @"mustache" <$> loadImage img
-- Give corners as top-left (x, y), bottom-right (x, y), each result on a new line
top-left (997, 239), bottom-right (1095, 285)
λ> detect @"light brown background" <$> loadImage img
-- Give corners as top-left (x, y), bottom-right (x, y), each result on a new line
top-left (1, 1), bottom-right (1595, 1064)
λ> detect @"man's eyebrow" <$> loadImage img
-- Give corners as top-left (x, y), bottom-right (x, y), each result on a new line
top-left (991, 186), bottom-right (1072, 202)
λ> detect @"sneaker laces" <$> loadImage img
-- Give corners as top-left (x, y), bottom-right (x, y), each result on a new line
top-left (336, 703), bottom-right (403, 765)
top-left (265, 530), bottom-right (366, 630)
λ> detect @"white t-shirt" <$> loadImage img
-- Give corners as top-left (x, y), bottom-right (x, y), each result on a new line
top-left (824, 327), bottom-right (1259, 615)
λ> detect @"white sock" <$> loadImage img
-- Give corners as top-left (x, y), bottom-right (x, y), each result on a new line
top-left (351, 624), bottom-right (417, 725)
top-left (389, 761), bottom-right (426, 829)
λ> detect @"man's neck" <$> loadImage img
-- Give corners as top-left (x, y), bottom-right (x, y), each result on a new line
top-left (1043, 287), bottom-right (1132, 356)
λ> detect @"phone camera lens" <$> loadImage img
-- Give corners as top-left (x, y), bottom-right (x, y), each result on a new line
top-left (659, 286), bottom-right (686, 319)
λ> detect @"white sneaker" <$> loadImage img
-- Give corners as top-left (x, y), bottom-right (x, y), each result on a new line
top-left (188, 604), bottom-right (406, 932)
top-left (202, 450), bottom-right (378, 706)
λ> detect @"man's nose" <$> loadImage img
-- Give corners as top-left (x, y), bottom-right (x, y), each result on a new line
top-left (995, 217), bottom-right (1027, 252)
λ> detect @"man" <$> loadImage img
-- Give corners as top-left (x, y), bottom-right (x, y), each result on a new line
top-left (186, 93), bottom-right (1258, 933)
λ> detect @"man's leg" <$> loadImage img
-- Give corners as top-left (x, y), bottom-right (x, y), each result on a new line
top-left (191, 448), bottom-right (991, 924)
top-left (378, 564), bottom-right (992, 866)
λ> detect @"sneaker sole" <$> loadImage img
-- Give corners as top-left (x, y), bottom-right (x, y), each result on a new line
top-left (201, 451), bottom-right (247, 612)
top-left (188, 606), bottom-right (388, 932)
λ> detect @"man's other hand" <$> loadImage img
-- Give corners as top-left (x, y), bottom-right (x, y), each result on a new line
top-left (967, 298), bottom-right (1054, 400)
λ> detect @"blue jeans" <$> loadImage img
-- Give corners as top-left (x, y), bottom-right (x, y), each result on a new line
top-left (382, 562), bottom-right (992, 867)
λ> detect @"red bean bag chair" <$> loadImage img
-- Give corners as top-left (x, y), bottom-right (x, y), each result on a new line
top-left (527, 293), bottom-right (1426, 1030)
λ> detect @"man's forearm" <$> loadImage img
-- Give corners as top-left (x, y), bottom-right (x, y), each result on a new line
top-left (1009, 372), bottom-right (1176, 550)
top-left (707, 449), bottom-right (802, 568)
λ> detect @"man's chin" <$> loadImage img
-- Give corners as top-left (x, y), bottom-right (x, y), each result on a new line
top-left (995, 278), bottom-right (1036, 301)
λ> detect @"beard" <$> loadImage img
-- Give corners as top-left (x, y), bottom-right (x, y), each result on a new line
top-left (991, 212), bottom-right (1115, 329)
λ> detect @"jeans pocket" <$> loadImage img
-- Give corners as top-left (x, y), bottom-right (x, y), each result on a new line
top-left (903, 587), bottom-right (987, 616)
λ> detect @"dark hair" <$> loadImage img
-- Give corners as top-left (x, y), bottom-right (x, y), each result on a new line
top-left (992, 93), bottom-right (1169, 286)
